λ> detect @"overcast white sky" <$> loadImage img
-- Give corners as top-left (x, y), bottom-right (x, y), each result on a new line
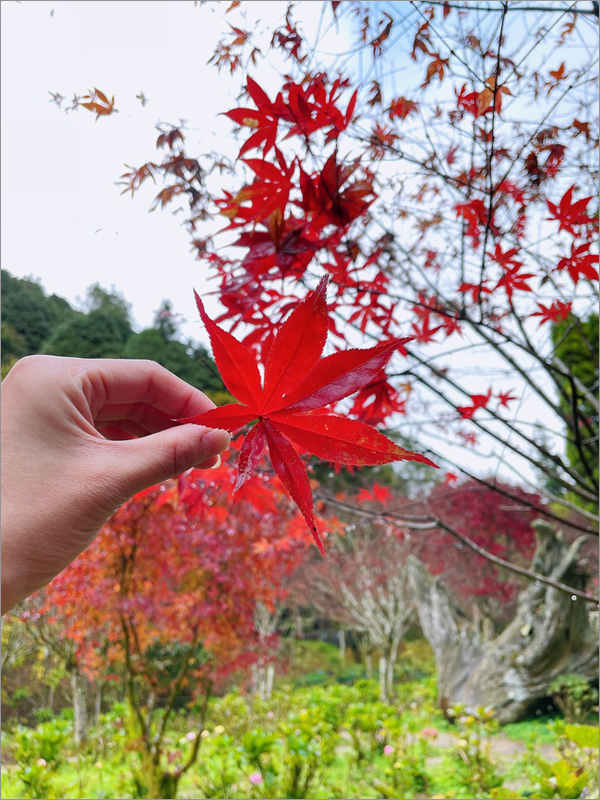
top-left (1, 0), bottom-right (305, 342)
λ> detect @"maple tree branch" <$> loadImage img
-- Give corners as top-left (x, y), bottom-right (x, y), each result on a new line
top-left (156, 628), bottom-right (202, 748)
top-left (493, 68), bottom-right (598, 190)
top-left (552, 354), bottom-right (600, 415)
top-left (437, 462), bottom-right (599, 532)
top-left (333, 261), bottom-right (583, 447)
top-left (478, 2), bottom-right (508, 311)
top-left (378, 238), bottom-right (585, 438)
top-left (504, 302), bottom-right (587, 428)
top-left (409, 0), bottom-right (482, 83)
top-left (467, 315), bottom-right (578, 431)
top-left (421, 1), bottom-right (598, 15)
top-left (315, 492), bottom-right (598, 604)
top-left (331, 287), bottom-right (596, 505)
top-left (118, 610), bottom-right (149, 742)
top-left (429, 516), bottom-right (596, 603)
top-left (175, 677), bottom-right (212, 779)
top-left (406, 349), bottom-right (598, 503)
top-left (405, 302), bottom-right (597, 492)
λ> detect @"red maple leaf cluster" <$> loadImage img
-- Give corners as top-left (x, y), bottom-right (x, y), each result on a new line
top-left (225, 75), bottom-right (356, 157)
top-left (457, 388), bottom-right (518, 419)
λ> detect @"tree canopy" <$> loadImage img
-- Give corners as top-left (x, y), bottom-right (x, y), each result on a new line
top-left (1, 270), bottom-right (226, 398)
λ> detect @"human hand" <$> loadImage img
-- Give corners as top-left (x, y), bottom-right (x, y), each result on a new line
top-left (1, 356), bottom-right (230, 614)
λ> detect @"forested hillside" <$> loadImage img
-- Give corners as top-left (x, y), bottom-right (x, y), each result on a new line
top-left (1, 270), bottom-right (227, 401)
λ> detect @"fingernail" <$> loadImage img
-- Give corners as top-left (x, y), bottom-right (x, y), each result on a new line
top-left (203, 429), bottom-right (230, 457)
top-left (210, 455), bottom-right (222, 470)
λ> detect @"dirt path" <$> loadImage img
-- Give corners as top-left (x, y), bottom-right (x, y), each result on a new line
top-left (429, 731), bottom-right (558, 761)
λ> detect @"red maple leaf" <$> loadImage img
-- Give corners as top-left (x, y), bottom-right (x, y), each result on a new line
top-left (349, 371), bottom-right (406, 425)
top-left (421, 55), bottom-right (450, 88)
top-left (495, 265), bottom-right (535, 300)
top-left (456, 84), bottom-right (484, 118)
top-left (454, 198), bottom-right (494, 246)
top-left (458, 280), bottom-right (492, 303)
top-left (179, 278), bottom-right (436, 553)
top-left (556, 243), bottom-right (599, 284)
top-left (81, 87), bottom-right (116, 120)
top-left (547, 186), bottom-right (596, 235)
top-left (531, 301), bottom-right (572, 326)
top-left (299, 154), bottom-right (375, 228)
top-left (487, 243), bottom-right (522, 270)
top-left (411, 316), bottom-right (442, 343)
top-left (224, 77), bottom-right (280, 157)
top-left (217, 149), bottom-right (295, 226)
top-left (497, 390), bottom-right (518, 408)
top-left (233, 215), bottom-right (322, 280)
top-left (389, 96), bottom-right (419, 120)
top-left (355, 483), bottom-right (393, 504)
top-left (459, 431), bottom-right (478, 447)
top-left (457, 389), bottom-right (492, 419)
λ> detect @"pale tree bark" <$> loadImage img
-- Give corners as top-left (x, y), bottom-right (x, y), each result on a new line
top-left (70, 665), bottom-right (88, 746)
top-left (252, 601), bottom-right (283, 701)
top-left (339, 558), bottom-right (414, 702)
top-left (363, 647), bottom-right (374, 681)
top-left (20, 617), bottom-right (88, 745)
top-left (409, 521), bottom-right (598, 723)
top-left (338, 628), bottom-right (346, 663)
top-left (90, 680), bottom-right (102, 726)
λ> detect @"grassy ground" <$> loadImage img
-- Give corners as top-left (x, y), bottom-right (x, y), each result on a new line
top-left (1, 640), bottom-right (597, 800)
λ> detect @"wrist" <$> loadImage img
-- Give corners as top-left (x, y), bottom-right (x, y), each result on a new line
top-left (1, 505), bottom-right (43, 615)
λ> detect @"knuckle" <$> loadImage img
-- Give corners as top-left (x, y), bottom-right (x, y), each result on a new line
top-left (6, 354), bottom-right (73, 387)
top-left (9, 354), bottom-right (50, 377)
top-left (135, 360), bottom-right (167, 405)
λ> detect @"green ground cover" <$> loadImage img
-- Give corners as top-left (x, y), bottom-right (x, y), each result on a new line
top-left (1, 641), bottom-right (597, 800)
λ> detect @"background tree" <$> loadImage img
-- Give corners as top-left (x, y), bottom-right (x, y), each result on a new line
top-left (42, 284), bottom-right (133, 358)
top-left (551, 313), bottom-right (599, 508)
top-left (1, 269), bottom-right (78, 361)
top-left (110, 1), bottom-right (598, 519)
top-left (292, 515), bottom-right (415, 702)
top-left (122, 299), bottom-right (227, 400)
top-left (409, 519), bottom-right (598, 723)
top-left (13, 447), bottom-right (315, 799)
top-left (50, 0), bottom-right (599, 719)
top-left (417, 480), bottom-right (539, 625)
top-left (42, 309), bottom-right (132, 359)
top-left (1, 272), bottom-right (227, 397)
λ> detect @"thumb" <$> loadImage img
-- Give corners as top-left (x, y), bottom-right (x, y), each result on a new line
top-left (111, 425), bottom-right (230, 498)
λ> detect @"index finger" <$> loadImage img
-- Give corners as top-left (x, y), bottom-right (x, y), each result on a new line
top-left (77, 359), bottom-right (218, 420)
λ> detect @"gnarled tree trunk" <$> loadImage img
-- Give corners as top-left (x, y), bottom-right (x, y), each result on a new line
top-left (408, 521), bottom-right (598, 723)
